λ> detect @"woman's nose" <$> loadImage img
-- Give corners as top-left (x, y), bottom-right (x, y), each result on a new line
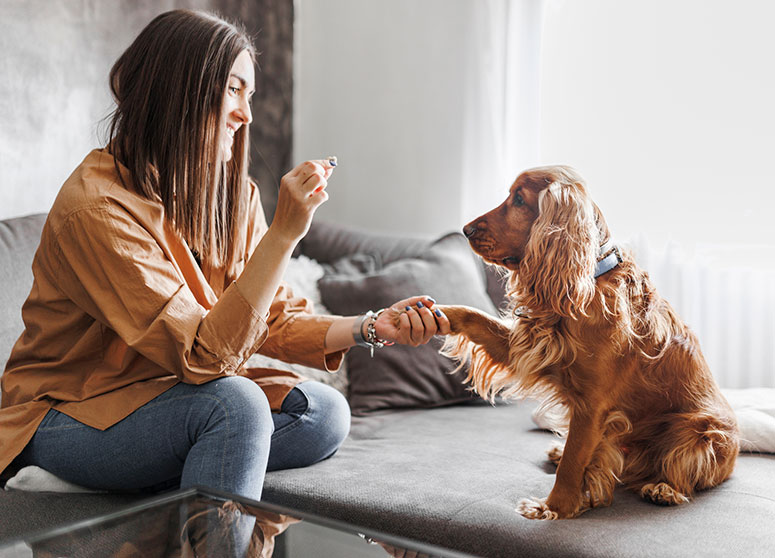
top-left (236, 98), bottom-right (252, 125)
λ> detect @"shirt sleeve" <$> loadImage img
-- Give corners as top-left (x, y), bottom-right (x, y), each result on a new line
top-left (257, 282), bottom-right (346, 372)
top-left (51, 203), bottom-right (268, 384)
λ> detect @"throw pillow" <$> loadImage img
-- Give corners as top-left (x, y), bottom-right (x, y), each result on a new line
top-left (318, 232), bottom-right (498, 415)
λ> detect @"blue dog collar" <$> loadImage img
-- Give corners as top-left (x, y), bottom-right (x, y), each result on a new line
top-left (594, 239), bottom-right (622, 278)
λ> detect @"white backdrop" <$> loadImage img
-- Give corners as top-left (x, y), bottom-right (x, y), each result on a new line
top-left (539, 0), bottom-right (775, 253)
top-left (293, 0), bottom-right (544, 237)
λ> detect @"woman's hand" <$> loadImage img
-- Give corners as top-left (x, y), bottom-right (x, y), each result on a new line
top-left (269, 159), bottom-right (334, 245)
top-left (374, 296), bottom-right (450, 347)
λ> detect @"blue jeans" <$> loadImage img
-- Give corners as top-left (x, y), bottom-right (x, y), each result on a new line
top-left (17, 378), bottom-right (351, 501)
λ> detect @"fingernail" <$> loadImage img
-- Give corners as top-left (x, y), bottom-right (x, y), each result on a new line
top-left (327, 156), bottom-right (337, 167)
top-left (416, 301), bottom-right (423, 309)
top-left (435, 309), bottom-right (443, 317)
top-left (405, 306), bottom-right (411, 311)
top-left (426, 297), bottom-right (436, 304)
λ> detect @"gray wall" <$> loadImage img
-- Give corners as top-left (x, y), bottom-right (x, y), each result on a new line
top-left (0, 0), bottom-right (292, 222)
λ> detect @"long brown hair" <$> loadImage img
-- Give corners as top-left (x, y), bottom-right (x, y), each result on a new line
top-left (107, 9), bottom-right (254, 274)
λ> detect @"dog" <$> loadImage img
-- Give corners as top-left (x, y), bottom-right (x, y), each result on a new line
top-left (438, 165), bottom-right (739, 520)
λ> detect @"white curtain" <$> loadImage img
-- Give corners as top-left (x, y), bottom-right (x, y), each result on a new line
top-left (459, 0), bottom-right (546, 224)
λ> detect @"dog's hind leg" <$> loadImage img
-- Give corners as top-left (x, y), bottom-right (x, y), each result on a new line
top-left (639, 482), bottom-right (689, 505)
top-left (547, 442), bottom-right (564, 466)
top-left (632, 411), bottom-right (739, 506)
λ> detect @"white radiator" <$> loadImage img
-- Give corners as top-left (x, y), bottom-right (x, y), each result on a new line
top-left (628, 237), bottom-right (775, 389)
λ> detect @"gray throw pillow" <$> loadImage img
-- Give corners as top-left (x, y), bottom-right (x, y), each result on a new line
top-left (318, 232), bottom-right (498, 415)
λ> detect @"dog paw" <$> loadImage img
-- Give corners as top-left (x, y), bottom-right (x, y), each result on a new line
top-left (546, 443), bottom-right (564, 466)
top-left (516, 497), bottom-right (559, 520)
top-left (640, 483), bottom-right (689, 506)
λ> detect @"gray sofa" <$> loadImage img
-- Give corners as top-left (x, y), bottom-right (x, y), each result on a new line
top-left (2, 213), bottom-right (775, 557)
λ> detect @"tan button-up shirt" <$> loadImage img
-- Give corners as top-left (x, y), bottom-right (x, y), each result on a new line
top-left (0, 149), bottom-right (345, 475)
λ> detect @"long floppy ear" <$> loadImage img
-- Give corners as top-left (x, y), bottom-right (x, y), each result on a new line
top-left (518, 181), bottom-right (600, 318)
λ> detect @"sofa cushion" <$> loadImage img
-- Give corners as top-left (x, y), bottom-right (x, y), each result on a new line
top-left (318, 232), bottom-right (497, 415)
top-left (0, 490), bottom-right (143, 540)
top-left (302, 220), bottom-right (509, 313)
top-left (263, 401), bottom-right (775, 557)
top-left (300, 221), bottom-right (429, 267)
top-left (0, 213), bottom-right (46, 375)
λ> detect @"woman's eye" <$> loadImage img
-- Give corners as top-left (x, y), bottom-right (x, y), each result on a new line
top-left (228, 86), bottom-right (239, 95)
top-left (513, 193), bottom-right (525, 206)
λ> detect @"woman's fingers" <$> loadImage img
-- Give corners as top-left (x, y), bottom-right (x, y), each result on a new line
top-left (288, 159), bottom-right (335, 199)
top-left (393, 295), bottom-right (434, 311)
top-left (432, 307), bottom-right (450, 335)
top-left (397, 311), bottom-right (413, 344)
top-left (302, 172), bottom-right (328, 197)
top-left (393, 298), bottom-right (449, 346)
top-left (415, 302), bottom-right (437, 344)
top-left (272, 158), bottom-right (335, 244)
top-left (287, 159), bottom-right (335, 181)
top-left (403, 305), bottom-right (424, 346)
top-left (381, 296), bottom-right (455, 346)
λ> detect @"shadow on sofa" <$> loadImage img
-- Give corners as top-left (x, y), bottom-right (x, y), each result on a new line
top-left (2, 213), bottom-right (774, 557)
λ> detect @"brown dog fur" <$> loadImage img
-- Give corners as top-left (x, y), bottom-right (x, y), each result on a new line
top-left (439, 166), bottom-right (739, 519)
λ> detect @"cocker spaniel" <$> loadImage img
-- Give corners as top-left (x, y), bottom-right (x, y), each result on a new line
top-left (439, 165), bottom-right (739, 519)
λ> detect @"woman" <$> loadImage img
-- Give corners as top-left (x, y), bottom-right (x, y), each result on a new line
top-left (0, 9), bottom-right (448, 504)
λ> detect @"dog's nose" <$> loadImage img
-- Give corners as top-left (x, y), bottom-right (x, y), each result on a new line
top-left (463, 223), bottom-right (477, 238)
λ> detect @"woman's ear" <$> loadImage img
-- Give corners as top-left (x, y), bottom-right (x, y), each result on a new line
top-left (517, 181), bottom-right (599, 318)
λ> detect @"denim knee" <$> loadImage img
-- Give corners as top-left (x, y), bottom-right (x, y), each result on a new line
top-left (180, 376), bottom-right (274, 499)
top-left (202, 376), bottom-right (274, 441)
top-left (268, 381), bottom-right (350, 471)
top-left (295, 381), bottom-right (351, 458)
top-left (267, 381), bottom-right (351, 471)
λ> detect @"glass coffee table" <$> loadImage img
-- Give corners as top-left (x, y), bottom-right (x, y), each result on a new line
top-left (0, 486), bottom-right (476, 557)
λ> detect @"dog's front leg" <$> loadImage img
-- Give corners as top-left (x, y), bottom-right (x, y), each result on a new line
top-left (436, 304), bottom-right (511, 367)
top-left (518, 408), bottom-right (605, 519)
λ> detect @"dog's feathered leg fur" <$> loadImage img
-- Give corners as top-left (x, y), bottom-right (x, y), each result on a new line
top-left (438, 305), bottom-right (511, 365)
top-left (436, 305), bottom-right (513, 401)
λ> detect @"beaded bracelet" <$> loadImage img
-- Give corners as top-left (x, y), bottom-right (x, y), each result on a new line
top-left (352, 309), bottom-right (391, 357)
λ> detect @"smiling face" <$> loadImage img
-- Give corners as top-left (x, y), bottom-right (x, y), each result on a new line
top-left (462, 168), bottom-right (563, 270)
top-left (218, 49), bottom-right (255, 162)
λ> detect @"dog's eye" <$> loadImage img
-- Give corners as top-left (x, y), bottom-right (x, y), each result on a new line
top-left (513, 193), bottom-right (525, 207)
